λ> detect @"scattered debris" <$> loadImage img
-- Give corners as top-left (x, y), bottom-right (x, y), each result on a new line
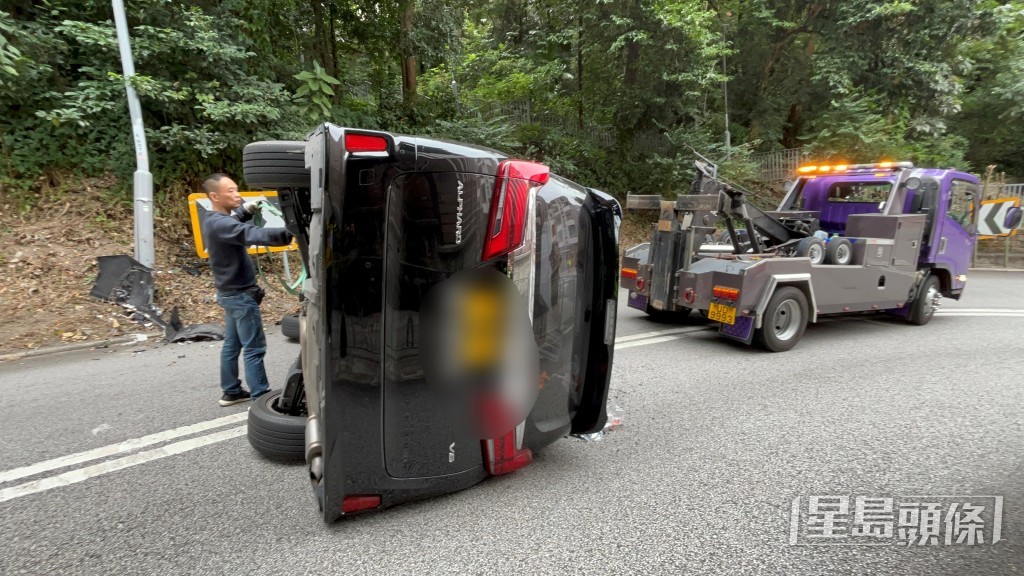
top-left (89, 255), bottom-right (224, 343)
top-left (572, 402), bottom-right (624, 442)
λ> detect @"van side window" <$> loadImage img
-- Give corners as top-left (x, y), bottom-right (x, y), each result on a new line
top-left (948, 180), bottom-right (977, 226)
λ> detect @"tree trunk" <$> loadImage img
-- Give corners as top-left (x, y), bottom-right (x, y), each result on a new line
top-left (310, 0), bottom-right (327, 70)
top-left (576, 6), bottom-right (584, 129)
top-left (400, 0), bottom-right (418, 110)
top-left (327, 2), bottom-right (338, 83)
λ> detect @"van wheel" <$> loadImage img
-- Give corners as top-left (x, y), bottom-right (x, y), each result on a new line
top-left (908, 276), bottom-right (941, 326)
top-left (796, 237), bottom-right (826, 265)
top-left (281, 314), bottom-right (300, 340)
top-left (755, 287), bottom-right (808, 352)
top-left (247, 392), bottom-right (305, 462)
top-left (242, 140), bottom-right (310, 189)
top-left (825, 238), bottom-right (853, 265)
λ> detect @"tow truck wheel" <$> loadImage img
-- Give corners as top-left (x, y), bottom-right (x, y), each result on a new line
top-left (755, 286), bottom-right (808, 352)
top-left (908, 276), bottom-right (941, 326)
top-left (796, 237), bottom-right (826, 265)
top-left (825, 238), bottom-right (853, 265)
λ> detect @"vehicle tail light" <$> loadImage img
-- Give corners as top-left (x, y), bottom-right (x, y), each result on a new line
top-left (482, 160), bottom-right (550, 261)
top-left (341, 495), bottom-right (381, 513)
top-left (344, 133), bottom-right (388, 153)
top-left (713, 286), bottom-right (740, 301)
top-left (621, 267), bottom-right (637, 280)
top-left (483, 430), bottom-right (533, 476)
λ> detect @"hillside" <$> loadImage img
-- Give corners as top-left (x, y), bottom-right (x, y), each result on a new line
top-left (0, 177), bottom-right (299, 354)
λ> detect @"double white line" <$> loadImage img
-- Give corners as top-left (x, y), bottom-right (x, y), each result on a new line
top-left (0, 326), bottom-right (701, 505)
top-left (0, 414), bottom-right (247, 504)
top-left (5, 308), bottom-right (1015, 505)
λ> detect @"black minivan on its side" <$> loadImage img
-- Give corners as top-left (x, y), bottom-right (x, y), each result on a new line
top-left (242, 124), bottom-right (621, 523)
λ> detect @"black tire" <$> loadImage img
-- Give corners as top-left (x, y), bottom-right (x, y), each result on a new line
top-left (796, 237), bottom-right (826, 265)
top-left (825, 237), bottom-right (853, 265)
top-left (754, 286), bottom-right (808, 352)
top-left (908, 275), bottom-right (941, 326)
top-left (242, 140), bottom-right (310, 190)
top-left (281, 314), bottom-right (300, 340)
top-left (247, 392), bottom-right (305, 462)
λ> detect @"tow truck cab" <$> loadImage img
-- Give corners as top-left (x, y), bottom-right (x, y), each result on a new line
top-left (778, 164), bottom-right (981, 297)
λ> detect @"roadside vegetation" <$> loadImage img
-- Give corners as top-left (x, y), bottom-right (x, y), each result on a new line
top-left (0, 0), bottom-right (1021, 351)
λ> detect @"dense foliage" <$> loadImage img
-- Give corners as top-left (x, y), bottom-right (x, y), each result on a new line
top-left (1, 0), bottom-right (1021, 200)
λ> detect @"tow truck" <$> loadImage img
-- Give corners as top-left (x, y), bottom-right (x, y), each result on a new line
top-left (621, 160), bottom-right (1023, 351)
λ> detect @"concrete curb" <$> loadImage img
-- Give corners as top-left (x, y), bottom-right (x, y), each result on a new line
top-left (0, 335), bottom-right (148, 363)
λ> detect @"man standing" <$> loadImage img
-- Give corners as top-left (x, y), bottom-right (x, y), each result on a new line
top-left (202, 173), bottom-right (293, 406)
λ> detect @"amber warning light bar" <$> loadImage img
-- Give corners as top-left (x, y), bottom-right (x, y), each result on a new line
top-left (797, 161), bottom-right (914, 175)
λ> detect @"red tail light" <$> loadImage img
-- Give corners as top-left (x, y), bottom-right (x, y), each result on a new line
top-left (483, 431), bottom-right (533, 476)
top-left (621, 268), bottom-right (638, 280)
top-left (341, 495), bottom-right (381, 513)
top-left (344, 133), bottom-right (388, 153)
top-left (482, 160), bottom-right (550, 261)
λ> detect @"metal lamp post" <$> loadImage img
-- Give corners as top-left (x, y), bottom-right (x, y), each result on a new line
top-left (112, 0), bottom-right (154, 269)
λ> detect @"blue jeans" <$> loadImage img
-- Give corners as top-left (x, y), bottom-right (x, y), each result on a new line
top-left (216, 291), bottom-right (271, 399)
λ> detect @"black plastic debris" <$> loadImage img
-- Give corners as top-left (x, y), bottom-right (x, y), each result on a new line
top-left (90, 255), bottom-right (224, 343)
top-left (165, 306), bottom-right (223, 343)
top-left (90, 255), bottom-right (155, 311)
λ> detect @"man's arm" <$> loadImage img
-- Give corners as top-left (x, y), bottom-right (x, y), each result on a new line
top-left (212, 217), bottom-right (292, 247)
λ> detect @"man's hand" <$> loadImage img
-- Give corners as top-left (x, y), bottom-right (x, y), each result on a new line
top-left (243, 198), bottom-right (267, 214)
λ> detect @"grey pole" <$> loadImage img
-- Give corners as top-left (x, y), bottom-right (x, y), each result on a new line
top-left (112, 0), bottom-right (154, 269)
top-left (721, 52), bottom-right (731, 159)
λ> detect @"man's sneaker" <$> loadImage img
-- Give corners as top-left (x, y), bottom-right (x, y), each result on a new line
top-left (219, 390), bottom-right (251, 407)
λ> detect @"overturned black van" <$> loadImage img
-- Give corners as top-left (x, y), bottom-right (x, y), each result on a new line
top-left (242, 124), bottom-right (621, 522)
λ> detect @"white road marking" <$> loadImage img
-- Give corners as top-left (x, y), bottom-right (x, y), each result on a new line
top-left (617, 331), bottom-right (710, 349)
top-left (0, 413), bottom-right (246, 485)
top-left (0, 426), bottom-right (246, 504)
top-left (937, 309), bottom-right (1024, 313)
top-left (615, 326), bottom-right (707, 343)
top-left (1, 306), bottom-right (1019, 504)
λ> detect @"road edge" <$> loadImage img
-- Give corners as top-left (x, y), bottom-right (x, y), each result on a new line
top-left (0, 336), bottom-right (146, 363)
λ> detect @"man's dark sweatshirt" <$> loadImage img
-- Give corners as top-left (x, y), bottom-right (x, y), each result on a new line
top-left (202, 209), bottom-right (292, 292)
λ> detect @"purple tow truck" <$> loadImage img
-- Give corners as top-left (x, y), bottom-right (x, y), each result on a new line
top-left (621, 160), bottom-right (1023, 351)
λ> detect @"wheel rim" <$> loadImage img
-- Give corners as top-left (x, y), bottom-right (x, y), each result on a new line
top-left (924, 284), bottom-right (940, 317)
top-left (836, 244), bottom-right (851, 264)
top-left (808, 243), bottom-right (824, 264)
top-left (773, 299), bottom-right (801, 341)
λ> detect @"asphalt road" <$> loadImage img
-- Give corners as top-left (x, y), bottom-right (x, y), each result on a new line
top-left (1, 271), bottom-right (1022, 575)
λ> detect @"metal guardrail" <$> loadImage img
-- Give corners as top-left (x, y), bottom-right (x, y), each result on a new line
top-left (751, 148), bottom-right (807, 182)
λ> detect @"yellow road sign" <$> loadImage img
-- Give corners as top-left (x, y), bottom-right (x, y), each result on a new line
top-left (188, 191), bottom-right (298, 259)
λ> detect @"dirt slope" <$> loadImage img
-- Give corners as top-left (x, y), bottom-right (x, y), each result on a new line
top-left (0, 177), bottom-right (299, 354)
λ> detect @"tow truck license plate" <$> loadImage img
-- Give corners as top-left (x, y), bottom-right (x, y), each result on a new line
top-left (708, 302), bottom-right (736, 325)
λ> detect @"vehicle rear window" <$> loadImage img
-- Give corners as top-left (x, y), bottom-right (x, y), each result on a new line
top-left (827, 182), bottom-right (890, 204)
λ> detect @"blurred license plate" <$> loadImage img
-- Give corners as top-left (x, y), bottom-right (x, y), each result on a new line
top-left (708, 302), bottom-right (736, 325)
